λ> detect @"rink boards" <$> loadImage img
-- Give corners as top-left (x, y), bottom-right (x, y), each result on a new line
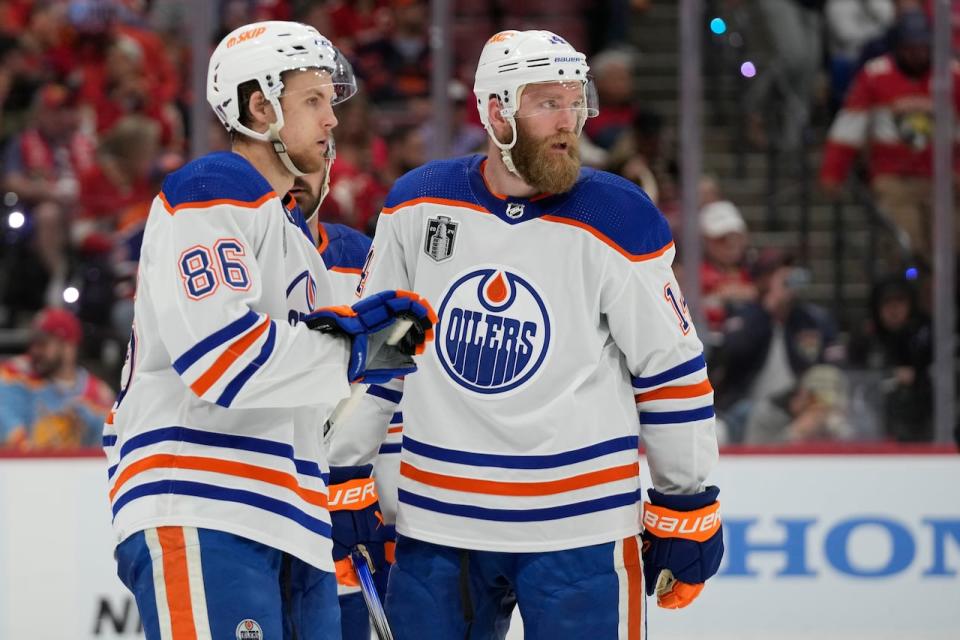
top-left (1, 450), bottom-right (958, 639)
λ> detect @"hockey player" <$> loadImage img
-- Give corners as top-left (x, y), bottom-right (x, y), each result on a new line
top-left (103, 22), bottom-right (434, 639)
top-left (291, 163), bottom-right (397, 640)
top-left (357, 30), bottom-right (724, 638)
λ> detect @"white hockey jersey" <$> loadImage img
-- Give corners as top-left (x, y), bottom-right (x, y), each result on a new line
top-left (318, 222), bottom-right (404, 526)
top-left (103, 152), bottom-right (352, 571)
top-left (358, 154), bottom-right (719, 553)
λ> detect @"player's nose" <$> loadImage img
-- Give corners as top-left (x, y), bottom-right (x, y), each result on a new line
top-left (555, 108), bottom-right (576, 132)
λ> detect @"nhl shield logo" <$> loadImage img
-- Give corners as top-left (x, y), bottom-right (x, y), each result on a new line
top-left (505, 202), bottom-right (525, 219)
top-left (424, 215), bottom-right (458, 262)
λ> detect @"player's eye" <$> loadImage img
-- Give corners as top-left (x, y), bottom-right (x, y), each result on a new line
top-left (542, 99), bottom-right (559, 110)
top-left (307, 96), bottom-right (320, 106)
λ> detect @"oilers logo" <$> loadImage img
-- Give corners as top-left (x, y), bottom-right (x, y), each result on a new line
top-left (436, 267), bottom-right (551, 395)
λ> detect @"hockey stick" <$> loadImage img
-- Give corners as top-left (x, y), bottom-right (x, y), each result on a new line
top-left (351, 546), bottom-right (395, 640)
top-left (324, 318), bottom-right (413, 442)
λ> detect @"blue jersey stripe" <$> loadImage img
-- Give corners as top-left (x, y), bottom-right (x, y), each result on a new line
top-left (379, 443), bottom-right (402, 455)
top-left (217, 321), bottom-right (277, 407)
top-left (103, 435), bottom-right (117, 447)
top-left (398, 488), bottom-right (639, 522)
top-left (286, 270), bottom-right (309, 297)
top-left (172, 311), bottom-right (260, 374)
top-left (631, 354), bottom-right (706, 390)
top-left (112, 480), bottom-right (332, 537)
top-left (107, 464), bottom-right (118, 480)
top-left (390, 412), bottom-right (403, 424)
top-left (367, 385), bottom-right (403, 404)
top-left (640, 405), bottom-right (715, 425)
top-left (118, 426), bottom-right (325, 479)
top-left (401, 436), bottom-right (639, 469)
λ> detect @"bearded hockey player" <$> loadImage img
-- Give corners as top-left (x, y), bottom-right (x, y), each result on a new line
top-left (357, 30), bottom-right (724, 639)
top-left (103, 21), bottom-right (433, 639)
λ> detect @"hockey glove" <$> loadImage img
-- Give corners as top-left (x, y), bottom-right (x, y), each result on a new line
top-left (328, 465), bottom-right (394, 595)
top-left (305, 290), bottom-right (436, 384)
top-left (641, 486), bottom-right (723, 609)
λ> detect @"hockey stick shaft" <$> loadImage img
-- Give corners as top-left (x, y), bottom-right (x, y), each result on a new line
top-left (351, 548), bottom-right (395, 640)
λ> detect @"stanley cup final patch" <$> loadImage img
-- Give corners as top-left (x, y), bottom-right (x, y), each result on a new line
top-left (424, 215), bottom-right (458, 262)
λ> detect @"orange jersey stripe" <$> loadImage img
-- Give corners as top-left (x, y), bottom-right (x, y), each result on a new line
top-left (190, 317), bottom-right (270, 397)
top-left (624, 536), bottom-right (643, 640)
top-left (109, 453), bottom-right (328, 507)
top-left (330, 266), bottom-right (362, 275)
top-left (316, 223), bottom-right (330, 253)
top-left (400, 461), bottom-right (639, 497)
top-left (634, 379), bottom-right (714, 403)
top-left (540, 214), bottom-right (674, 263)
top-left (157, 527), bottom-right (198, 640)
top-left (159, 190), bottom-right (276, 216)
top-left (387, 426), bottom-right (403, 434)
top-left (381, 197), bottom-right (489, 216)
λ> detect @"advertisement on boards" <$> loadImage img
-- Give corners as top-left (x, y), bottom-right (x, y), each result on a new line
top-left (1, 453), bottom-right (958, 639)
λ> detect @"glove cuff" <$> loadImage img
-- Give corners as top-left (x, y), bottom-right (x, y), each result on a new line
top-left (647, 485), bottom-right (719, 511)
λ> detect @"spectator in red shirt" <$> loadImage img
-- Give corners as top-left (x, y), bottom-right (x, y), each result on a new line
top-left (78, 33), bottom-right (182, 149)
top-left (75, 115), bottom-right (159, 254)
top-left (699, 200), bottom-right (758, 335)
top-left (820, 9), bottom-right (960, 257)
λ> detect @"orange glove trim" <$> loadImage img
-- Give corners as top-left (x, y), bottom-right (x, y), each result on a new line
top-left (334, 557), bottom-right (360, 587)
top-left (642, 500), bottom-right (721, 542)
top-left (657, 577), bottom-right (703, 609)
top-left (328, 478), bottom-right (379, 512)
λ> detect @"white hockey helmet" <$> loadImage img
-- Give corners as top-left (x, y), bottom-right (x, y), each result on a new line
top-left (473, 30), bottom-right (598, 174)
top-left (207, 21), bottom-right (357, 176)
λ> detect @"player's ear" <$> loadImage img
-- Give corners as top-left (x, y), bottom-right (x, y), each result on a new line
top-left (247, 89), bottom-right (277, 132)
top-left (487, 96), bottom-right (509, 138)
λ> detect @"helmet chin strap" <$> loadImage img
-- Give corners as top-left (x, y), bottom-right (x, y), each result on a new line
top-left (267, 122), bottom-right (307, 177)
top-left (489, 118), bottom-right (523, 179)
top-left (304, 137), bottom-right (336, 225)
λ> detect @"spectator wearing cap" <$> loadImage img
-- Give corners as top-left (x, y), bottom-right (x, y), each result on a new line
top-left (743, 364), bottom-right (855, 445)
top-left (699, 200), bottom-right (758, 336)
top-left (711, 249), bottom-right (842, 443)
top-left (0, 307), bottom-right (114, 450)
top-left (820, 8), bottom-right (960, 258)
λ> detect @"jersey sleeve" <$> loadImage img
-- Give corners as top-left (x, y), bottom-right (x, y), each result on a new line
top-left (600, 215), bottom-right (718, 496)
top-left (144, 195), bottom-right (351, 410)
top-left (326, 379), bottom-right (404, 465)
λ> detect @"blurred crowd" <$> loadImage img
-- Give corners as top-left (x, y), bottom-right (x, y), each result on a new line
top-left (0, 0), bottom-right (956, 451)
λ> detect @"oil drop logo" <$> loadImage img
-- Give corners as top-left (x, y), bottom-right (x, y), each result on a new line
top-left (435, 267), bottom-right (552, 395)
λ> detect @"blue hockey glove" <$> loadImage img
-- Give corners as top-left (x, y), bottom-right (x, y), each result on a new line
top-left (305, 290), bottom-right (436, 383)
top-left (328, 465), bottom-right (394, 595)
top-left (641, 486), bottom-right (723, 609)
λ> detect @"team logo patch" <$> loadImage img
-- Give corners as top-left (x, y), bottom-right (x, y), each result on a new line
top-left (505, 202), bottom-right (525, 219)
top-left (436, 267), bottom-right (551, 395)
top-left (424, 216), bottom-right (458, 262)
top-left (236, 619), bottom-right (263, 640)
